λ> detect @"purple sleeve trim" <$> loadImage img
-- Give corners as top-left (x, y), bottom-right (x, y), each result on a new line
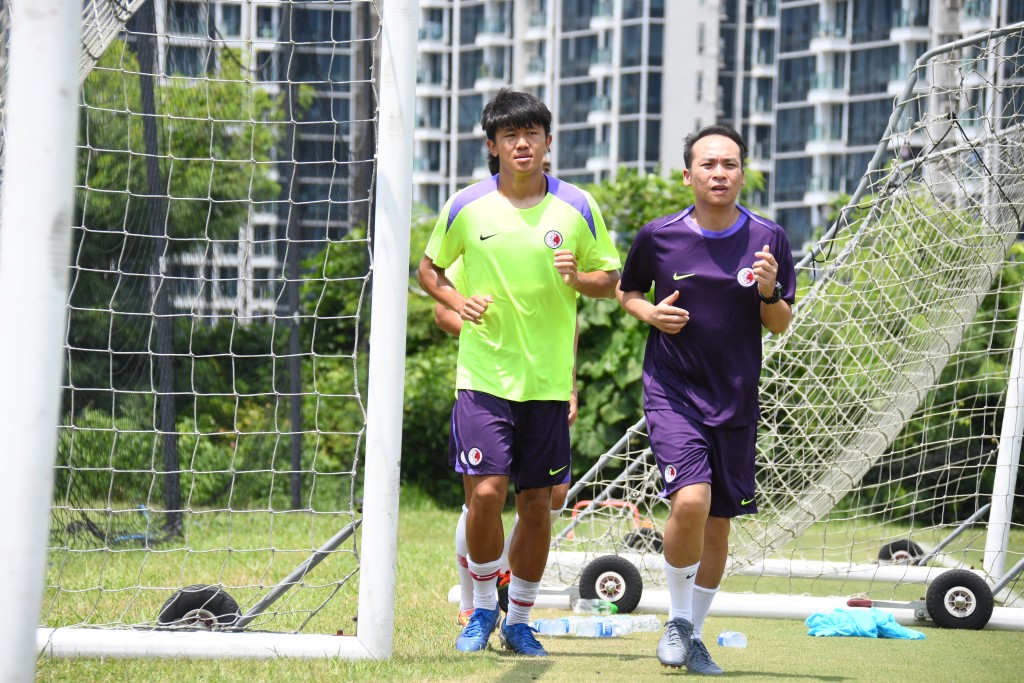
top-left (545, 175), bottom-right (597, 238)
top-left (446, 176), bottom-right (499, 231)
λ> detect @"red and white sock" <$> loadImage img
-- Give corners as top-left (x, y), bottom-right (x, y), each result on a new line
top-left (455, 505), bottom-right (473, 612)
top-left (467, 557), bottom-right (502, 611)
top-left (505, 575), bottom-right (540, 626)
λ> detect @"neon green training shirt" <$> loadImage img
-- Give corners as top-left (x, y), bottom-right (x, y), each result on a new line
top-left (425, 174), bottom-right (620, 401)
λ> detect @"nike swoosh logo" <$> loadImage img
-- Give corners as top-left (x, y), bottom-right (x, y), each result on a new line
top-left (549, 465), bottom-right (568, 476)
top-left (480, 233), bottom-right (498, 241)
top-left (685, 572), bottom-right (696, 580)
top-left (672, 272), bottom-right (695, 280)
top-left (741, 498), bottom-right (755, 506)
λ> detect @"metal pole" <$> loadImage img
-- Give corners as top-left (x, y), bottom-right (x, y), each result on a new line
top-left (0, 1), bottom-right (82, 680)
top-left (356, 0), bottom-right (417, 660)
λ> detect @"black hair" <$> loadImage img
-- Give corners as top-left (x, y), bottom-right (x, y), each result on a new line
top-left (481, 88), bottom-right (552, 175)
top-left (683, 125), bottom-right (748, 169)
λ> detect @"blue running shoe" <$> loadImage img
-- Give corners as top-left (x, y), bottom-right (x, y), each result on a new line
top-left (686, 638), bottom-right (724, 675)
top-left (455, 606), bottom-right (499, 652)
top-left (499, 619), bottom-right (548, 657)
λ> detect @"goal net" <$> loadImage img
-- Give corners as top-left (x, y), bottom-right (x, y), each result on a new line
top-left (8, 0), bottom-right (415, 659)
top-left (549, 24), bottom-right (1024, 616)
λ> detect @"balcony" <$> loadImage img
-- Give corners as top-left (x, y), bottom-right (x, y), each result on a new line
top-left (803, 175), bottom-right (840, 205)
top-left (414, 114), bottom-right (445, 141)
top-left (805, 122), bottom-right (844, 154)
top-left (474, 63), bottom-right (507, 92)
top-left (890, 10), bottom-right (930, 42)
top-left (413, 157), bottom-right (444, 179)
top-left (749, 96), bottom-right (773, 124)
top-left (587, 95), bottom-right (614, 125)
top-left (586, 141), bottom-right (613, 172)
top-left (753, 0), bottom-right (777, 29)
top-left (807, 71), bottom-right (845, 103)
top-left (962, 0), bottom-right (991, 34)
top-left (887, 62), bottom-right (929, 96)
top-left (809, 21), bottom-right (847, 52)
top-left (752, 49), bottom-right (775, 77)
top-left (749, 140), bottom-right (772, 172)
top-left (476, 18), bottom-right (510, 47)
top-left (416, 69), bottom-right (447, 94)
top-left (418, 22), bottom-right (444, 43)
top-left (588, 47), bottom-right (615, 78)
top-left (522, 55), bottom-right (547, 86)
top-left (525, 10), bottom-right (548, 39)
top-left (590, 0), bottom-right (616, 31)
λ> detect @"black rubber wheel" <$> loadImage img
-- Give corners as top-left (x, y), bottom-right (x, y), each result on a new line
top-left (878, 539), bottom-right (925, 564)
top-left (623, 527), bottom-right (664, 554)
top-left (925, 569), bottom-right (994, 630)
top-left (157, 584), bottom-right (241, 629)
top-left (578, 555), bottom-right (643, 614)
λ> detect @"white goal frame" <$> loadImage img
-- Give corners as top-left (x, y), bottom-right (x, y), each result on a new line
top-left (0, 0), bottom-right (418, 667)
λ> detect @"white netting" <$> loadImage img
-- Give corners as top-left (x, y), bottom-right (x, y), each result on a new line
top-left (40, 0), bottom-right (381, 635)
top-left (549, 25), bottom-right (1024, 605)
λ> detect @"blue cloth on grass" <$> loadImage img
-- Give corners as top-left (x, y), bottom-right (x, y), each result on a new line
top-left (805, 607), bottom-right (925, 640)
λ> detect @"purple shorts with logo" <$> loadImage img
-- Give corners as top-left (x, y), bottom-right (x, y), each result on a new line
top-left (448, 390), bottom-right (571, 489)
top-left (646, 409), bottom-right (757, 518)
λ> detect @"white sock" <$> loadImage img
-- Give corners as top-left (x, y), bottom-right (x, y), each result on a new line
top-left (505, 575), bottom-right (541, 626)
top-left (455, 505), bottom-right (473, 612)
top-left (499, 515), bottom-right (518, 573)
top-left (665, 559), bottom-right (700, 622)
top-left (690, 585), bottom-right (718, 640)
top-left (549, 503), bottom-right (566, 528)
top-left (467, 557), bottom-right (502, 611)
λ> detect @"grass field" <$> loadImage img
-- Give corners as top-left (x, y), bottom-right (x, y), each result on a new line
top-left (36, 491), bottom-right (1024, 682)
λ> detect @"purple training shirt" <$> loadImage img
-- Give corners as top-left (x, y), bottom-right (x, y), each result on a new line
top-left (619, 205), bottom-right (795, 427)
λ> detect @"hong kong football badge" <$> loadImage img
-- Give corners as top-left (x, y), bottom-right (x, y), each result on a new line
top-left (736, 267), bottom-right (756, 287)
top-left (663, 464), bottom-right (677, 483)
top-left (544, 230), bottom-right (563, 249)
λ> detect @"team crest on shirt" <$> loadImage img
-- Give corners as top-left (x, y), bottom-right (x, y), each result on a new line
top-left (664, 464), bottom-right (677, 483)
top-left (736, 267), bottom-right (756, 287)
top-left (464, 447), bottom-right (483, 466)
top-left (543, 230), bottom-right (563, 249)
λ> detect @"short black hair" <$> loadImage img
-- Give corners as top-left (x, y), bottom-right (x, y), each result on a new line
top-left (482, 89), bottom-right (552, 176)
top-left (481, 88), bottom-right (552, 141)
top-left (683, 125), bottom-right (748, 169)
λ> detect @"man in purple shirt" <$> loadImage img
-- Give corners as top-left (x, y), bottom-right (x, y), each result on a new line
top-left (616, 125), bottom-right (795, 674)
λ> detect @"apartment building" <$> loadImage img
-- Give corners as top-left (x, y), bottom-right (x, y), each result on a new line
top-left (412, 0), bottom-right (718, 212)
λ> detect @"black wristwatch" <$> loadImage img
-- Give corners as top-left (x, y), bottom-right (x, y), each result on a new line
top-left (759, 281), bottom-right (783, 305)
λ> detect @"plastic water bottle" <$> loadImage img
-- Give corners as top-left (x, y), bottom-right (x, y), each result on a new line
top-left (717, 630), bottom-right (748, 648)
top-left (573, 617), bottom-right (616, 637)
top-left (629, 614), bottom-right (663, 632)
top-left (572, 598), bottom-right (618, 615)
top-left (532, 618), bottom-right (571, 636)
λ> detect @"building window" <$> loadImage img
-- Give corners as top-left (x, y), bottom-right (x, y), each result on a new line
top-left (167, 46), bottom-right (208, 77)
top-left (257, 6), bottom-right (277, 39)
top-left (219, 4), bottom-right (241, 36)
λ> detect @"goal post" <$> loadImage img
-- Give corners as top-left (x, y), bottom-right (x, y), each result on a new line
top-left (0, 0), bottom-right (418, 662)
top-left (0, 1), bottom-right (83, 680)
top-left (543, 22), bottom-right (1024, 627)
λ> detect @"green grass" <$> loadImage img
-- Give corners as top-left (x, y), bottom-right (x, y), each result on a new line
top-left (37, 496), bottom-right (1024, 682)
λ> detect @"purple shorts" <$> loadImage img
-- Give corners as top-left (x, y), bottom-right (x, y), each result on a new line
top-left (448, 390), bottom-right (571, 489)
top-left (646, 409), bottom-right (757, 518)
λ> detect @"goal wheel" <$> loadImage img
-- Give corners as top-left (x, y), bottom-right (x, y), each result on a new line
top-left (623, 527), bottom-right (664, 554)
top-left (878, 539), bottom-right (925, 564)
top-left (578, 555), bottom-right (643, 614)
top-left (157, 584), bottom-right (241, 629)
top-left (925, 569), bottom-right (993, 630)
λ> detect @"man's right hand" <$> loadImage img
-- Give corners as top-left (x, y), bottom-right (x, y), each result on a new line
top-left (460, 294), bottom-right (493, 324)
top-left (646, 290), bottom-right (689, 334)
